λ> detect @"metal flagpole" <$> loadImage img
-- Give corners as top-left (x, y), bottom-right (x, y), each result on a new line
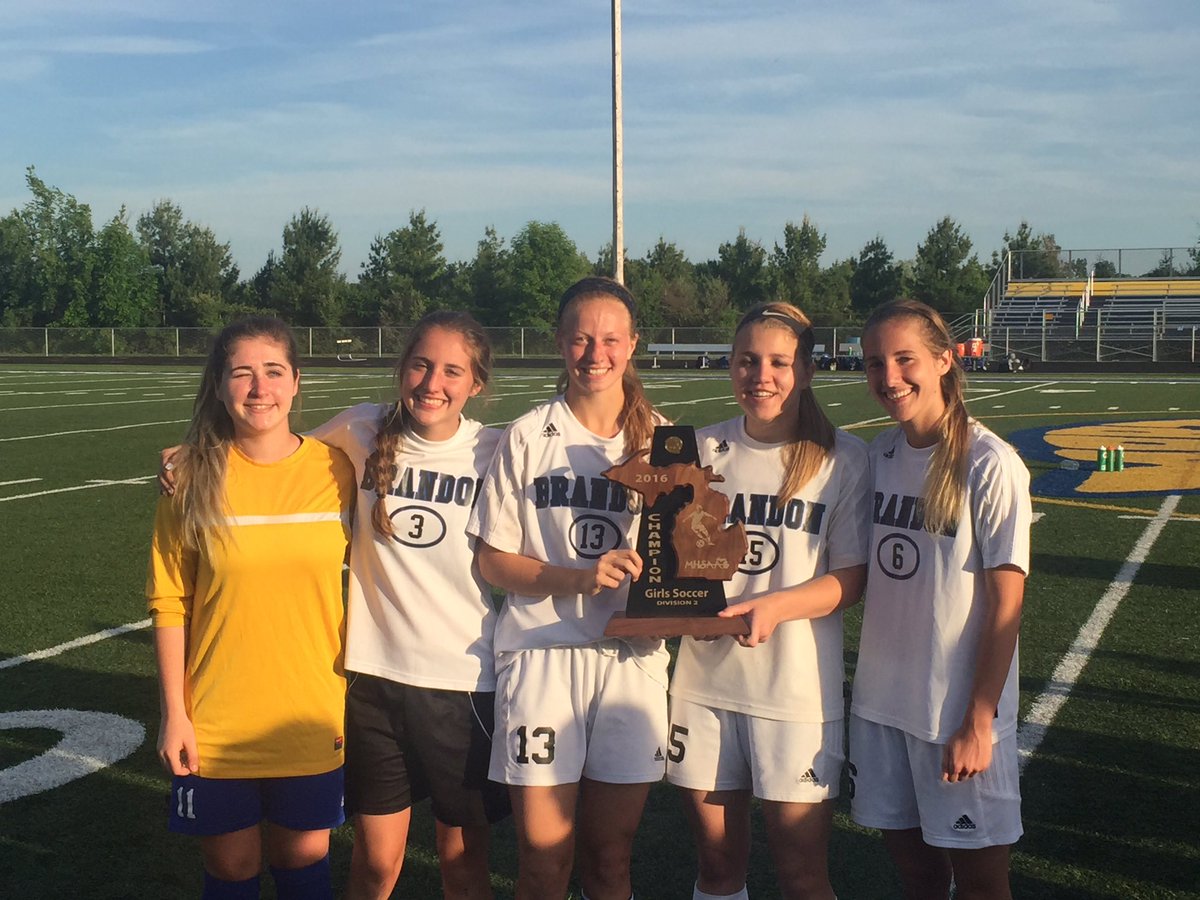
top-left (612, 0), bottom-right (624, 283)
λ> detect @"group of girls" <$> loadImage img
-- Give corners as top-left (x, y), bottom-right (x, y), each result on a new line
top-left (148, 275), bottom-right (1029, 900)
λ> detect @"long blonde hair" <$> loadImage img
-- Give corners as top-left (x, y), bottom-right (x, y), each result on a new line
top-left (369, 310), bottom-right (492, 539)
top-left (173, 316), bottom-right (300, 556)
top-left (864, 299), bottom-right (970, 534)
top-left (555, 276), bottom-right (656, 457)
top-left (734, 302), bottom-right (835, 501)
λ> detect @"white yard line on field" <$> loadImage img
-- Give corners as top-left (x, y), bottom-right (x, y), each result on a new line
top-left (3, 396), bottom-right (194, 412)
top-left (0, 478), bottom-right (41, 487)
top-left (0, 475), bottom-right (155, 502)
top-left (0, 418), bottom-right (191, 442)
top-left (0, 619), bottom-right (151, 671)
top-left (1016, 494), bottom-right (1181, 773)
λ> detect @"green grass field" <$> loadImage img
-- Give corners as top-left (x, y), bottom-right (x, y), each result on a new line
top-left (1, 363), bottom-right (1198, 899)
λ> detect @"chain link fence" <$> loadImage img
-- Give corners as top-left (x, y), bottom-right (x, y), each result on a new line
top-left (0, 325), bottom-right (865, 363)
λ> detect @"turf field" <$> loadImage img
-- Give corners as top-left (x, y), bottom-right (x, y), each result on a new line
top-left (1, 363), bottom-right (1198, 899)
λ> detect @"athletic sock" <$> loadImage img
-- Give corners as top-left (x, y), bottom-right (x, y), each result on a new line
top-left (270, 855), bottom-right (332, 900)
top-left (693, 885), bottom-right (750, 900)
top-left (202, 870), bottom-right (260, 900)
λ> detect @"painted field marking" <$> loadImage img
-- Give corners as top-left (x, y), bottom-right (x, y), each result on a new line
top-left (1017, 494), bottom-right (1181, 773)
top-left (0, 478), bottom-right (41, 487)
top-left (1049, 405), bottom-right (1062, 410)
top-left (1107, 406), bottom-right (1120, 410)
top-left (5, 396), bottom-right (194, 413)
top-left (1032, 495), bottom-right (1200, 520)
top-left (0, 710), bottom-right (145, 805)
top-left (0, 619), bottom-right (151, 671)
top-left (0, 475), bottom-right (155, 503)
top-left (0, 419), bottom-right (191, 442)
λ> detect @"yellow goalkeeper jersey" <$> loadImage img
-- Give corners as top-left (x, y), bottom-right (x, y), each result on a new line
top-left (147, 437), bottom-right (355, 779)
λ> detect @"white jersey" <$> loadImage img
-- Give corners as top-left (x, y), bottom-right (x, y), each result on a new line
top-left (311, 404), bottom-right (502, 691)
top-left (670, 419), bottom-right (871, 723)
top-left (851, 421), bottom-right (1031, 743)
top-left (467, 396), bottom-right (666, 664)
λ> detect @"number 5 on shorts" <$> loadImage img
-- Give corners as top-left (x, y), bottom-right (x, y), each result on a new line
top-left (666, 723), bottom-right (688, 763)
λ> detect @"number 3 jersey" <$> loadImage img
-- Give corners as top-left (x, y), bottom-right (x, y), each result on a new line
top-left (670, 418), bottom-right (871, 723)
top-left (851, 421), bottom-right (1031, 743)
top-left (468, 396), bottom-right (667, 668)
top-left (311, 404), bottom-right (502, 692)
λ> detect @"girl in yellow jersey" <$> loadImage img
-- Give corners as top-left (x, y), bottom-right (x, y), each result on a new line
top-left (146, 317), bottom-right (355, 900)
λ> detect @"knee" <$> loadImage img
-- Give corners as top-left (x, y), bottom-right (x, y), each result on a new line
top-left (351, 845), bottom-right (404, 893)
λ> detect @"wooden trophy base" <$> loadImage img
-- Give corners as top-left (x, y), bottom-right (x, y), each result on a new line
top-left (604, 612), bottom-right (750, 638)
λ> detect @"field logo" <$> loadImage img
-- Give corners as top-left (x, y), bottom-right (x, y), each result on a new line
top-left (1008, 419), bottom-right (1200, 497)
top-left (0, 709), bottom-right (144, 804)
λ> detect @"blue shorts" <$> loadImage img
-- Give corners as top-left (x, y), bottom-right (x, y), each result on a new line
top-left (168, 768), bottom-right (344, 836)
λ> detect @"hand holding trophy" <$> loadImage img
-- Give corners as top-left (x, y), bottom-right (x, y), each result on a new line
top-left (603, 425), bottom-right (749, 637)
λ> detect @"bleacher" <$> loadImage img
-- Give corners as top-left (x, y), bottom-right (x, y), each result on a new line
top-left (990, 277), bottom-right (1200, 338)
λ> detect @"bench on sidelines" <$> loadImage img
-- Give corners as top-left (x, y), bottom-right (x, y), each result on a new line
top-left (646, 343), bottom-right (732, 369)
top-left (336, 338), bottom-right (366, 362)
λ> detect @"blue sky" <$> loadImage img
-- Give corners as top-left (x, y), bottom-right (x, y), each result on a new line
top-left (2, 0), bottom-right (1197, 276)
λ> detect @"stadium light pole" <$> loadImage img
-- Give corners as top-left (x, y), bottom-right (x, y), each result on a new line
top-left (612, 0), bottom-right (624, 283)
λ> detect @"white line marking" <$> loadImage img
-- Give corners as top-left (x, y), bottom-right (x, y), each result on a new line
top-left (0, 478), bottom-right (41, 487)
top-left (0, 619), bottom-right (151, 670)
top-left (5, 396), bottom-right (193, 412)
top-left (0, 476), bottom-right (155, 502)
top-left (1017, 494), bottom-right (1180, 773)
top-left (0, 419), bottom-right (191, 442)
top-left (1117, 514), bottom-right (1198, 523)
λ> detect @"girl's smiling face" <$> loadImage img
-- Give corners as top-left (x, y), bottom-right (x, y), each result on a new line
top-left (218, 337), bottom-right (299, 441)
top-left (399, 325), bottom-right (483, 441)
top-left (556, 295), bottom-right (638, 399)
top-left (732, 321), bottom-right (811, 443)
top-left (864, 316), bottom-right (952, 446)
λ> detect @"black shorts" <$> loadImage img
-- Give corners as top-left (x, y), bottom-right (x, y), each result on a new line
top-left (344, 673), bottom-right (511, 826)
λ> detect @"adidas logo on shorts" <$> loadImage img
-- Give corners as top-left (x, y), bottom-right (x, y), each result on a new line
top-left (796, 768), bottom-right (819, 784)
top-left (952, 814), bottom-right (977, 831)
top-left (542, 423), bottom-right (560, 438)
top-left (715, 439), bottom-right (730, 454)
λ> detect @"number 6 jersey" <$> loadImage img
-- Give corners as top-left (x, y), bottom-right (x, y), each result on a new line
top-left (851, 421), bottom-right (1031, 743)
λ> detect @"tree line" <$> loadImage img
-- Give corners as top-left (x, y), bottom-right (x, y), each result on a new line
top-left (2, 167), bottom-right (1196, 331)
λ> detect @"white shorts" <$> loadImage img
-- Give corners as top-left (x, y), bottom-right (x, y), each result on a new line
top-left (490, 642), bottom-right (668, 787)
top-left (848, 716), bottom-right (1023, 849)
top-left (665, 696), bottom-right (843, 803)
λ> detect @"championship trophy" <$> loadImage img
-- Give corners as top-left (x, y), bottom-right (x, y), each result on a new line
top-left (603, 425), bottom-right (749, 637)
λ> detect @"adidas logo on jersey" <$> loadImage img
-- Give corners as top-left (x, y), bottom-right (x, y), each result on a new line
top-left (653, 747), bottom-right (665, 762)
top-left (542, 423), bottom-right (560, 438)
top-left (795, 768), bottom-right (819, 785)
top-left (952, 814), bottom-right (977, 831)
top-left (715, 439), bottom-right (730, 454)
top-left (883, 445), bottom-right (896, 458)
